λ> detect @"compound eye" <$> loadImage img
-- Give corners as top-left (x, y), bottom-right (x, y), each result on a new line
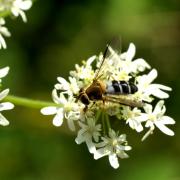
top-left (81, 95), bottom-right (90, 105)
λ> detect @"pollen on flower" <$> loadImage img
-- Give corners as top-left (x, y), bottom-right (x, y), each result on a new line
top-left (112, 139), bottom-right (118, 147)
top-left (148, 114), bottom-right (156, 121)
top-left (64, 103), bottom-right (73, 112)
top-left (41, 40), bottom-right (175, 169)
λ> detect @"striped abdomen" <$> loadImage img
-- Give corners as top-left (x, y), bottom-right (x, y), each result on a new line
top-left (106, 80), bottom-right (138, 95)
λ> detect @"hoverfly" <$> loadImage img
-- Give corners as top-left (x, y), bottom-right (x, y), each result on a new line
top-left (76, 39), bottom-right (144, 111)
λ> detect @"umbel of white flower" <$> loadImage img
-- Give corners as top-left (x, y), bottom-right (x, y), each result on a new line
top-left (41, 42), bottom-right (175, 169)
top-left (0, 67), bottom-right (14, 125)
top-left (0, 0), bottom-right (32, 49)
top-left (0, 0), bottom-right (32, 22)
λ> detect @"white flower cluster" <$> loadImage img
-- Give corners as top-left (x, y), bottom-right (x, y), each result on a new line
top-left (0, 67), bottom-right (14, 126)
top-left (41, 43), bottom-right (175, 169)
top-left (0, 0), bottom-right (32, 49)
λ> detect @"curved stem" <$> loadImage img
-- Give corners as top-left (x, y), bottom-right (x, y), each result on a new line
top-left (4, 95), bottom-right (57, 109)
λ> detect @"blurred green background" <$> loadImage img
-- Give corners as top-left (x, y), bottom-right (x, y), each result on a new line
top-left (0, 0), bottom-right (180, 179)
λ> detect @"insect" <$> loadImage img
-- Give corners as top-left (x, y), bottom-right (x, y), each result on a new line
top-left (76, 40), bottom-right (144, 111)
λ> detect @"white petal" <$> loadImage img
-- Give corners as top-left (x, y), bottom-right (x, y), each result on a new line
top-left (0, 113), bottom-right (9, 126)
top-left (160, 116), bottom-right (175, 125)
top-left (78, 121), bottom-right (87, 129)
top-left (52, 89), bottom-right (67, 105)
top-left (145, 121), bottom-right (154, 128)
top-left (109, 153), bottom-right (119, 169)
top-left (18, 0), bottom-right (32, 10)
top-left (59, 93), bottom-right (67, 105)
top-left (0, 18), bottom-right (5, 25)
top-left (40, 106), bottom-right (57, 115)
top-left (75, 132), bottom-right (85, 144)
top-left (118, 145), bottom-right (132, 151)
top-left (126, 43), bottom-right (135, 61)
top-left (127, 119), bottom-right (143, 132)
top-left (0, 102), bottom-right (14, 111)
top-left (52, 89), bottom-right (60, 104)
top-left (151, 89), bottom-right (170, 99)
top-left (136, 123), bottom-right (144, 132)
top-left (154, 100), bottom-right (164, 114)
top-left (19, 10), bottom-right (27, 22)
top-left (135, 114), bottom-right (149, 122)
top-left (86, 138), bottom-right (96, 154)
top-left (52, 110), bottom-right (64, 126)
top-left (128, 119), bottom-right (143, 132)
top-left (54, 83), bottom-right (62, 90)
top-left (57, 77), bottom-right (69, 90)
top-left (118, 151), bottom-right (129, 159)
top-left (124, 146), bottom-right (132, 151)
top-left (109, 129), bottom-right (116, 139)
top-left (0, 67), bottom-right (9, 78)
top-left (147, 69), bottom-right (158, 84)
top-left (11, 7), bottom-right (19, 17)
top-left (120, 52), bottom-right (126, 60)
top-left (67, 118), bottom-right (76, 131)
top-left (155, 121), bottom-right (174, 136)
top-left (118, 134), bottom-right (126, 141)
top-left (0, 27), bottom-right (11, 37)
top-left (95, 141), bottom-right (107, 148)
top-left (0, 35), bottom-right (7, 49)
top-left (0, 89), bottom-right (9, 101)
top-left (152, 84), bottom-right (172, 91)
top-left (86, 55), bottom-right (96, 66)
top-left (132, 58), bottom-right (151, 72)
top-left (75, 137), bottom-right (83, 145)
top-left (94, 148), bottom-right (109, 159)
top-left (143, 104), bottom-right (153, 114)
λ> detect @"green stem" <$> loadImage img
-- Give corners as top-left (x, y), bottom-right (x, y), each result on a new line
top-left (101, 112), bottom-right (106, 136)
top-left (95, 110), bottom-right (101, 123)
top-left (0, 11), bottom-right (11, 18)
top-left (4, 95), bottom-right (58, 109)
top-left (105, 113), bottom-right (111, 132)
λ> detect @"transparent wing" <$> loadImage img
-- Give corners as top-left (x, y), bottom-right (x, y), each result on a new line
top-left (94, 37), bottom-right (122, 80)
top-left (94, 44), bottom-right (110, 80)
top-left (104, 94), bottom-right (144, 108)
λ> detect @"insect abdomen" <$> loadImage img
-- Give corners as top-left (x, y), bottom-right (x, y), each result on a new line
top-left (106, 80), bottom-right (138, 94)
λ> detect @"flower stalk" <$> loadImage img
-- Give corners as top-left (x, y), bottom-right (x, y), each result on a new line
top-left (105, 113), bottom-right (111, 131)
top-left (0, 11), bottom-right (10, 18)
top-left (4, 95), bottom-right (58, 109)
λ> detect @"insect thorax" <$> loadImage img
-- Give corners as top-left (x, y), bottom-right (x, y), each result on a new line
top-left (85, 80), bottom-right (105, 101)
